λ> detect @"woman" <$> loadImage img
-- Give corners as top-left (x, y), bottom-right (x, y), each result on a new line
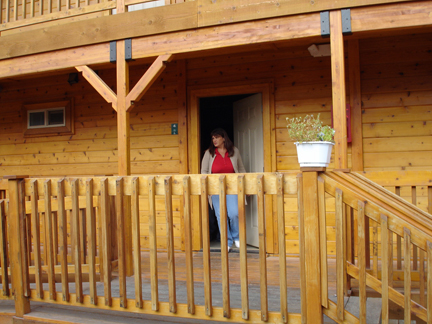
top-left (201, 128), bottom-right (246, 251)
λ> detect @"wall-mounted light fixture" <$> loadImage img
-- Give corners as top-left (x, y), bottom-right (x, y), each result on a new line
top-left (308, 44), bottom-right (331, 57)
top-left (68, 73), bottom-right (79, 85)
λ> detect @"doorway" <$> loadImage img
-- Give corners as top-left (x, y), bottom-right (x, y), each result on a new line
top-left (199, 93), bottom-right (264, 247)
top-left (188, 82), bottom-right (275, 253)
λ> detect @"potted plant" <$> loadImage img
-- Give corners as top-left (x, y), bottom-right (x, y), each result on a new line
top-left (286, 114), bottom-right (335, 168)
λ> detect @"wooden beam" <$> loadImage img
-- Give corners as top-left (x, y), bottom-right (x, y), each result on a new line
top-left (116, 40), bottom-right (130, 176)
top-left (76, 65), bottom-right (118, 111)
top-left (330, 10), bottom-right (348, 170)
top-left (125, 54), bottom-right (173, 111)
top-left (348, 40), bottom-right (364, 171)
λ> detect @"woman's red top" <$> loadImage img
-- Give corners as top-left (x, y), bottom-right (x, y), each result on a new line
top-left (211, 149), bottom-right (235, 174)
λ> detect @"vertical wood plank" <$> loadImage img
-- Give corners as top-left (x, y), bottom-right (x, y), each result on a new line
top-left (357, 201), bottom-right (366, 324)
top-left (419, 249), bottom-right (425, 306)
top-left (30, 180), bottom-right (42, 299)
top-left (164, 176), bottom-right (177, 313)
top-left (372, 220), bottom-right (378, 277)
top-left (389, 232), bottom-right (394, 288)
top-left (277, 174), bottom-right (288, 323)
top-left (101, 178), bottom-right (112, 306)
top-left (297, 174), bottom-right (306, 324)
top-left (39, 0), bottom-right (43, 16)
top-left (86, 179), bottom-right (97, 305)
top-left (6, 0), bottom-right (10, 22)
top-left (131, 177), bottom-right (143, 309)
top-left (219, 175), bottom-right (230, 318)
top-left (330, 9), bottom-right (348, 169)
top-left (412, 187), bottom-right (418, 271)
top-left (0, 200), bottom-right (10, 297)
top-left (380, 215), bottom-right (389, 324)
top-left (57, 179), bottom-right (69, 302)
top-left (348, 39), bottom-right (364, 171)
top-left (237, 175), bottom-right (249, 320)
top-left (8, 178), bottom-right (30, 316)
top-left (44, 180), bottom-right (56, 301)
top-left (13, 0), bottom-right (17, 20)
top-left (318, 176), bottom-right (328, 308)
top-left (201, 176), bottom-right (212, 317)
top-left (335, 188), bottom-right (344, 321)
top-left (148, 176), bottom-right (159, 311)
top-left (427, 241), bottom-right (432, 324)
top-left (365, 216), bottom-right (370, 269)
top-left (48, 0), bottom-right (51, 13)
top-left (177, 60), bottom-right (188, 176)
top-left (71, 179), bottom-right (83, 303)
top-left (30, 0), bottom-right (34, 17)
top-left (116, 177), bottom-right (127, 308)
top-left (257, 174), bottom-right (268, 322)
top-left (404, 228), bottom-right (411, 324)
top-left (183, 176), bottom-right (194, 314)
top-left (395, 187), bottom-right (402, 270)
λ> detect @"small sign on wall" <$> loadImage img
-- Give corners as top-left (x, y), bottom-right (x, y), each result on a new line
top-left (171, 123), bottom-right (178, 135)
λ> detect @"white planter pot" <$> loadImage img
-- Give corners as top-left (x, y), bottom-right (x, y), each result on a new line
top-left (294, 141), bottom-right (334, 168)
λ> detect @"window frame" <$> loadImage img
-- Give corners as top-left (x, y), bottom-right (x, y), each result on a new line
top-left (23, 99), bottom-right (74, 137)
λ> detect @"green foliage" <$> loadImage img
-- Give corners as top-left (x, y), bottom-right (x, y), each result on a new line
top-left (286, 114), bottom-right (335, 143)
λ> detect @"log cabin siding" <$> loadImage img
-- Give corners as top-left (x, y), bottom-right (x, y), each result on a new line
top-left (0, 33), bottom-right (431, 254)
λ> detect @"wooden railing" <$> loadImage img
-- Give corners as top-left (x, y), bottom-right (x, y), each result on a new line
top-left (0, 173), bottom-right (299, 323)
top-left (319, 171), bottom-right (432, 323)
top-left (1, 171), bottom-right (432, 323)
top-left (0, 0), bottom-right (179, 33)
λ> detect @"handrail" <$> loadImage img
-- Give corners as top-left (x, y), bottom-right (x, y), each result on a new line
top-left (320, 171), bottom-right (432, 323)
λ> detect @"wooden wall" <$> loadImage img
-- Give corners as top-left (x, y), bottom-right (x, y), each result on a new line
top-left (0, 32), bottom-right (430, 253)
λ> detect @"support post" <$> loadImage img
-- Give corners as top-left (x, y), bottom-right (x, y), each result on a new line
top-left (6, 176), bottom-right (30, 317)
top-left (330, 10), bottom-right (348, 170)
top-left (300, 170), bottom-right (323, 323)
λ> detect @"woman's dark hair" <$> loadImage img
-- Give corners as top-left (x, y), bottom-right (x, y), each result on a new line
top-left (208, 128), bottom-right (235, 157)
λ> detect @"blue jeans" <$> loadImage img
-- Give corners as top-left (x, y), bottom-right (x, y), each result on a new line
top-left (211, 195), bottom-right (239, 248)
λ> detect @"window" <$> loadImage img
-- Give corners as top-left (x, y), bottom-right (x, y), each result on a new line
top-left (23, 100), bottom-right (74, 137)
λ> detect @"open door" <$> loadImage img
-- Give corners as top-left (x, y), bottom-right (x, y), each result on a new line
top-left (233, 93), bottom-right (263, 247)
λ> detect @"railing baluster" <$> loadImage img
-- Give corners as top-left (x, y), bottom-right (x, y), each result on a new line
top-left (39, 0), bottom-right (43, 16)
top-left (357, 201), bottom-right (366, 324)
top-left (412, 187), bottom-right (418, 270)
top-left (164, 176), bottom-right (176, 313)
top-left (116, 177), bottom-right (127, 308)
top-left (44, 179), bottom-right (56, 301)
top-left (257, 174), bottom-right (268, 322)
top-left (237, 175), bottom-right (249, 320)
top-left (335, 188), bottom-right (344, 321)
top-left (57, 179), bottom-right (69, 302)
top-left (30, 180), bottom-right (42, 299)
top-left (71, 179), bottom-right (83, 303)
top-left (6, 0), bottom-right (10, 22)
top-left (380, 215), bottom-right (389, 324)
top-left (148, 176), bottom-right (159, 311)
top-left (404, 228), bottom-right (411, 323)
top-left (66, 0), bottom-right (69, 9)
top-left (419, 249), bottom-right (425, 306)
top-left (30, 0), bottom-right (34, 17)
top-left (372, 219), bottom-right (378, 277)
top-left (131, 177), bottom-right (142, 308)
top-left (201, 176), bottom-right (212, 317)
top-left (0, 200), bottom-right (10, 297)
top-left (389, 232), bottom-right (393, 288)
top-left (48, 0), bottom-right (51, 14)
top-left (395, 187), bottom-right (402, 270)
top-left (23, 0), bottom-right (26, 20)
top-left (296, 174), bottom-right (306, 324)
top-left (13, 0), bottom-right (17, 20)
top-left (101, 178), bottom-right (112, 306)
top-left (427, 241), bottom-right (432, 324)
top-left (318, 177), bottom-right (328, 308)
top-left (86, 179), bottom-right (97, 305)
top-left (57, 0), bottom-right (60, 11)
top-left (277, 174), bottom-right (287, 323)
top-left (183, 176), bottom-right (194, 314)
top-left (218, 175), bottom-right (230, 318)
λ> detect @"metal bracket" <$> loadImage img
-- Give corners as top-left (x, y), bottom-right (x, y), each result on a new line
top-left (341, 9), bottom-right (352, 35)
top-left (125, 39), bottom-right (132, 61)
top-left (110, 41), bottom-right (116, 63)
top-left (320, 11), bottom-right (330, 38)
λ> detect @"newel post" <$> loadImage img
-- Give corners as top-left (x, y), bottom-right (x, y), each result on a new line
top-left (298, 169), bottom-right (323, 323)
top-left (6, 175), bottom-right (30, 317)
